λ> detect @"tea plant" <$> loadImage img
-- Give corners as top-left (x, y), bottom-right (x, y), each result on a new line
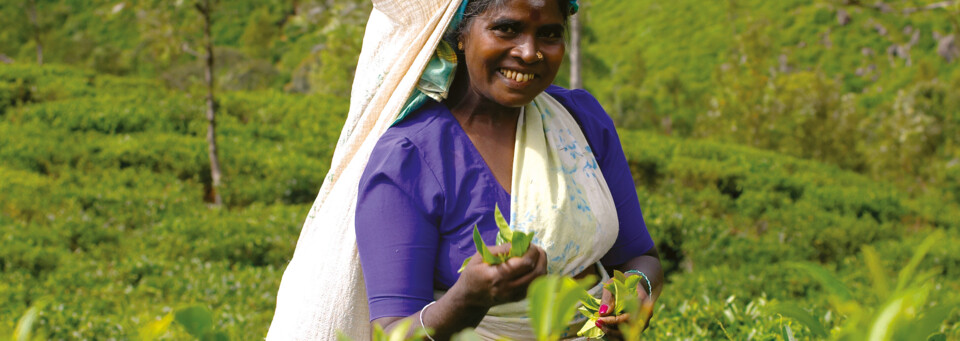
top-left (773, 231), bottom-right (957, 340)
top-left (141, 305), bottom-right (228, 341)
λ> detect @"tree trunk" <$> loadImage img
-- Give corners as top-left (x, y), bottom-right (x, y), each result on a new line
top-left (197, 0), bottom-right (223, 206)
top-left (569, 11), bottom-right (582, 89)
top-left (27, 0), bottom-right (43, 65)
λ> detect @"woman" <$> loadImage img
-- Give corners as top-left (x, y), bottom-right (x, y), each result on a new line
top-left (354, 0), bottom-right (663, 339)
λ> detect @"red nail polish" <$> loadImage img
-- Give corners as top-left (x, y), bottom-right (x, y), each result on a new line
top-left (595, 320), bottom-right (604, 328)
top-left (598, 304), bottom-right (609, 315)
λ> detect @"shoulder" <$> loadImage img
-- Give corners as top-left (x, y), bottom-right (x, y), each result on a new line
top-left (364, 100), bottom-right (452, 182)
top-left (544, 85), bottom-right (616, 132)
top-left (545, 85), bottom-right (618, 156)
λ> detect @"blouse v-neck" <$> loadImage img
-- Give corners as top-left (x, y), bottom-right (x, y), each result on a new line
top-left (441, 104), bottom-right (515, 199)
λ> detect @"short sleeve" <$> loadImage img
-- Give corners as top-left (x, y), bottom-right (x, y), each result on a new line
top-left (551, 87), bottom-right (655, 266)
top-left (355, 134), bottom-right (444, 321)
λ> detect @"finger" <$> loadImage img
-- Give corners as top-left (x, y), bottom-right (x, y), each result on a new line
top-left (602, 327), bottom-right (623, 340)
top-left (599, 282), bottom-right (614, 316)
top-left (487, 243), bottom-right (512, 256)
top-left (534, 246), bottom-right (547, 275)
top-left (500, 253), bottom-right (537, 278)
top-left (504, 248), bottom-right (546, 287)
top-left (598, 313), bottom-right (630, 326)
top-left (594, 319), bottom-right (622, 340)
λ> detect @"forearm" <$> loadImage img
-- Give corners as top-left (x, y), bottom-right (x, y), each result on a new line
top-left (374, 285), bottom-right (489, 340)
top-left (611, 246), bottom-right (664, 300)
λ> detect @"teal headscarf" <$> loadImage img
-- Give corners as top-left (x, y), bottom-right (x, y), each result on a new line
top-left (393, 0), bottom-right (578, 125)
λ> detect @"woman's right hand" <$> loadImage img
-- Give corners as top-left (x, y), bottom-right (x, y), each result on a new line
top-left (451, 243), bottom-right (548, 308)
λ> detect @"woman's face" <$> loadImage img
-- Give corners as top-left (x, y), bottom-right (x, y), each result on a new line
top-left (460, 0), bottom-right (566, 108)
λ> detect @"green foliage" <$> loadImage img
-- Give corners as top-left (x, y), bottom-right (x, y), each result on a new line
top-left (583, 0), bottom-right (960, 196)
top-left (460, 205), bottom-right (534, 272)
top-left (773, 231), bottom-right (957, 340)
top-left (0, 63), bottom-right (343, 339)
top-left (575, 270), bottom-right (643, 338)
top-left (3, 1), bottom-right (960, 338)
top-left (527, 275), bottom-right (593, 341)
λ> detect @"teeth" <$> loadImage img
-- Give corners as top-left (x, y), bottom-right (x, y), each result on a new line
top-left (501, 69), bottom-right (534, 82)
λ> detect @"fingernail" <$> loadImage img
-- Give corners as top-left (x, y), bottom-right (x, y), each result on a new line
top-left (595, 320), bottom-right (605, 328)
top-left (598, 304), bottom-right (609, 315)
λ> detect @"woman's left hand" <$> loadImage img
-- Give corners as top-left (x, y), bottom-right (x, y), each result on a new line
top-left (594, 278), bottom-right (655, 340)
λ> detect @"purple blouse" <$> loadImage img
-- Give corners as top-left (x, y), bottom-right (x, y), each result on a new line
top-left (355, 86), bottom-right (654, 320)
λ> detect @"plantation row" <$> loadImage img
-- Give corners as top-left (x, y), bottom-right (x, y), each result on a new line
top-left (2, 64), bottom-right (958, 339)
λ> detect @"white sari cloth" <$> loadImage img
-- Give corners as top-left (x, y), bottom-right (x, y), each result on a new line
top-left (267, 1), bottom-right (463, 340)
top-left (469, 93), bottom-right (619, 341)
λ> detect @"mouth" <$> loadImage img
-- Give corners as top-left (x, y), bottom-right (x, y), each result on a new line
top-left (499, 68), bottom-right (538, 83)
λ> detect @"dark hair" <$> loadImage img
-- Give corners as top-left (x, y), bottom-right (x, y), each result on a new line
top-left (447, 0), bottom-right (572, 43)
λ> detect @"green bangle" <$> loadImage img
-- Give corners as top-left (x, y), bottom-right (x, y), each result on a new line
top-left (624, 270), bottom-right (652, 296)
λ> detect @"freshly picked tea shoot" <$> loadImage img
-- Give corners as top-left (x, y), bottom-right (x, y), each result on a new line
top-left (458, 204), bottom-right (534, 272)
top-left (576, 270), bottom-right (643, 338)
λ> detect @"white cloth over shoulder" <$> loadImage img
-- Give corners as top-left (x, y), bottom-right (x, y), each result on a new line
top-left (469, 93), bottom-right (619, 341)
top-left (266, 1), bottom-right (463, 340)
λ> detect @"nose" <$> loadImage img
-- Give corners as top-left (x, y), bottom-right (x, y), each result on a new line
top-left (511, 36), bottom-right (540, 64)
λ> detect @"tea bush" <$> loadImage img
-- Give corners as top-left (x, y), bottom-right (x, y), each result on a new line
top-left (3, 61), bottom-right (958, 339)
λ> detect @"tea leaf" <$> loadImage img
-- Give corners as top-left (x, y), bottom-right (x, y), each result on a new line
top-left (473, 225), bottom-right (500, 265)
top-left (770, 302), bottom-right (828, 337)
top-left (174, 306), bottom-right (214, 338)
top-left (787, 262), bottom-right (853, 302)
top-left (781, 324), bottom-right (796, 341)
top-left (869, 293), bottom-right (908, 341)
top-left (912, 304), bottom-right (956, 340)
top-left (509, 231), bottom-right (533, 258)
top-left (386, 319), bottom-right (412, 341)
top-left (529, 276), bottom-right (588, 341)
top-left (613, 270), bottom-right (626, 283)
top-left (457, 257), bottom-right (472, 273)
top-left (201, 331), bottom-right (229, 341)
top-left (895, 231), bottom-right (941, 293)
top-left (494, 203), bottom-right (512, 241)
top-left (451, 328), bottom-right (485, 341)
top-left (140, 313), bottom-right (174, 341)
top-left (861, 246), bottom-right (889, 299)
top-left (13, 305), bottom-right (41, 341)
top-left (576, 318), bottom-right (604, 339)
top-left (578, 289), bottom-right (601, 311)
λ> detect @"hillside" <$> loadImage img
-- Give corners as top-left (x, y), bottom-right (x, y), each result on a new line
top-left (2, 63), bottom-right (958, 339)
top-left (578, 0), bottom-right (960, 198)
top-left (2, 0), bottom-right (960, 339)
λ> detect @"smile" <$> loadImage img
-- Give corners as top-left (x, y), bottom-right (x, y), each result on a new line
top-left (499, 68), bottom-right (537, 83)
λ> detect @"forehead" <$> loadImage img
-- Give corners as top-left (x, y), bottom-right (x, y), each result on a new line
top-left (479, 0), bottom-right (563, 22)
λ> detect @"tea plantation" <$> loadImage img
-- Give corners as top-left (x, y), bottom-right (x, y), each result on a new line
top-left (2, 62), bottom-right (958, 339)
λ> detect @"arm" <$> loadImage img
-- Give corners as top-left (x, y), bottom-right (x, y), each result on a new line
top-left (373, 244), bottom-right (547, 340)
top-left (612, 246), bottom-right (663, 301)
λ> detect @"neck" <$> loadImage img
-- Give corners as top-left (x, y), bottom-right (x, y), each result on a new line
top-left (444, 69), bottom-right (521, 128)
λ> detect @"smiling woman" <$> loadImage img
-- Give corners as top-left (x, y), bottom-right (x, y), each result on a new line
top-left (269, 0), bottom-right (662, 340)
top-left (354, 0), bottom-right (663, 340)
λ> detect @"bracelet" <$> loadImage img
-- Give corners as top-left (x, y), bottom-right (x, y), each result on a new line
top-left (420, 301), bottom-right (437, 341)
top-left (624, 270), bottom-right (653, 296)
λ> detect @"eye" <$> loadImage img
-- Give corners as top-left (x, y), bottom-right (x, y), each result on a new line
top-left (538, 28), bottom-right (564, 40)
top-left (493, 24), bottom-right (518, 35)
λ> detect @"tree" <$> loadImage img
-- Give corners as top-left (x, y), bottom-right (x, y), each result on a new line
top-left (195, 0), bottom-right (224, 206)
top-left (569, 11), bottom-right (582, 89)
top-left (26, 0), bottom-right (42, 65)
